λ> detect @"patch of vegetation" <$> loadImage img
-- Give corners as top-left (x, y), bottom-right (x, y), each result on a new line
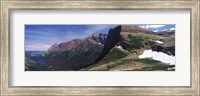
top-left (160, 37), bottom-right (174, 42)
top-left (121, 35), bottom-right (145, 51)
top-left (84, 57), bottom-right (174, 71)
top-left (106, 58), bottom-right (163, 70)
top-left (144, 40), bottom-right (159, 49)
top-left (132, 33), bottom-right (161, 40)
top-left (96, 48), bottom-right (127, 64)
top-left (134, 65), bottom-right (175, 71)
top-left (105, 58), bottom-right (173, 71)
top-left (132, 58), bottom-right (162, 65)
top-left (131, 58), bottom-right (174, 71)
top-left (106, 59), bottom-right (133, 69)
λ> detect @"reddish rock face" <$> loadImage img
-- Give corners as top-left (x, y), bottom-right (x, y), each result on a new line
top-left (47, 33), bottom-right (107, 54)
top-left (47, 39), bottom-right (83, 53)
top-left (86, 33), bottom-right (107, 44)
top-left (59, 39), bottom-right (83, 51)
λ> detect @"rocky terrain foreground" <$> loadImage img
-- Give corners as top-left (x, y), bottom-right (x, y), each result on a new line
top-left (25, 25), bottom-right (175, 71)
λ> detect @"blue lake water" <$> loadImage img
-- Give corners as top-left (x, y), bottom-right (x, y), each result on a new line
top-left (36, 59), bottom-right (46, 64)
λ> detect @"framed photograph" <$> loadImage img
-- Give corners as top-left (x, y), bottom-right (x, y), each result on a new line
top-left (1, 0), bottom-right (199, 95)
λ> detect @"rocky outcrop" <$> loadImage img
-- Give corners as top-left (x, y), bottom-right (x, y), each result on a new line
top-left (95, 25), bottom-right (122, 62)
top-left (86, 33), bottom-right (107, 44)
top-left (161, 38), bottom-right (175, 47)
top-left (151, 37), bottom-right (175, 56)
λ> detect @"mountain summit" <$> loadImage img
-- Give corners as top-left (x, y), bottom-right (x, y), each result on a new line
top-left (121, 25), bottom-right (154, 34)
top-left (86, 33), bottom-right (107, 44)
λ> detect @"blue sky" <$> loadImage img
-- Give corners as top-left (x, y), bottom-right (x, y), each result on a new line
top-left (25, 24), bottom-right (175, 51)
top-left (137, 24), bottom-right (175, 32)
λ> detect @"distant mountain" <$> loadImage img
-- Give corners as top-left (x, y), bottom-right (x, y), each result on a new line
top-left (43, 33), bottom-right (107, 70)
top-left (86, 33), bottom-right (107, 44)
top-left (47, 39), bottom-right (82, 53)
top-left (47, 33), bottom-right (107, 54)
top-left (156, 30), bottom-right (175, 37)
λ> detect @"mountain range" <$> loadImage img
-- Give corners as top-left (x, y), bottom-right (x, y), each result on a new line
top-left (25, 25), bottom-right (175, 71)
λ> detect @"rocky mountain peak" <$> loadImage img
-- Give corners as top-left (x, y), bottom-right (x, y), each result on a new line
top-left (87, 33), bottom-right (107, 44)
top-left (47, 39), bottom-right (83, 53)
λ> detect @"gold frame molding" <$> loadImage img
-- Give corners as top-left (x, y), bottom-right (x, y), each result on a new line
top-left (1, 0), bottom-right (200, 95)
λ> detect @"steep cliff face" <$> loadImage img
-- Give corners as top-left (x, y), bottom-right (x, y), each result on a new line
top-left (95, 25), bottom-right (122, 62)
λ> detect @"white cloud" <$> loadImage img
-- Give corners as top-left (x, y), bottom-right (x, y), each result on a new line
top-left (153, 30), bottom-right (159, 32)
top-left (169, 28), bottom-right (175, 30)
top-left (139, 26), bottom-right (146, 29)
top-left (161, 28), bottom-right (175, 32)
top-left (139, 25), bottom-right (165, 29)
top-left (26, 44), bottom-right (51, 51)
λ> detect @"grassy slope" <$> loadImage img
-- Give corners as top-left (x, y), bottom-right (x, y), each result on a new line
top-left (80, 47), bottom-right (128, 70)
